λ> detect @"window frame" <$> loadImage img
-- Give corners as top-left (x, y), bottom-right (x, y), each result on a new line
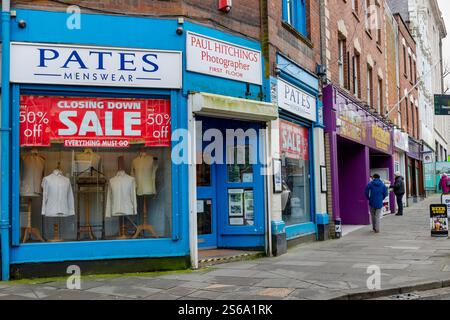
top-left (10, 83), bottom-right (186, 263)
top-left (282, 0), bottom-right (308, 36)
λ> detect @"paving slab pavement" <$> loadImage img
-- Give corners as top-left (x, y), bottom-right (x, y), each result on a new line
top-left (1, 194), bottom-right (450, 300)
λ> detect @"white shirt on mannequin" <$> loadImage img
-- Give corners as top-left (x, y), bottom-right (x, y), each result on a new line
top-left (106, 170), bottom-right (138, 217)
top-left (41, 170), bottom-right (75, 217)
top-left (131, 152), bottom-right (158, 196)
top-left (20, 152), bottom-right (45, 197)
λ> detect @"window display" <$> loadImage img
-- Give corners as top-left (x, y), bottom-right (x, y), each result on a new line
top-left (19, 95), bottom-right (172, 242)
top-left (279, 120), bottom-right (311, 226)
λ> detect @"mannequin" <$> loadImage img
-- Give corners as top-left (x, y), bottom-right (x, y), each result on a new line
top-left (131, 149), bottom-right (158, 196)
top-left (131, 148), bottom-right (158, 238)
top-left (20, 149), bottom-right (45, 197)
top-left (20, 149), bottom-right (45, 243)
top-left (106, 157), bottom-right (137, 239)
top-left (75, 148), bottom-right (101, 175)
top-left (41, 168), bottom-right (75, 217)
top-left (41, 167), bottom-right (75, 242)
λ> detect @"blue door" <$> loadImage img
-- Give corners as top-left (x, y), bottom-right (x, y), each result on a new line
top-left (197, 117), bottom-right (265, 249)
top-left (196, 118), bottom-right (219, 248)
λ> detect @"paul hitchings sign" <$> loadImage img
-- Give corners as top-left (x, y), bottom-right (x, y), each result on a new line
top-left (10, 42), bottom-right (182, 89)
top-left (277, 78), bottom-right (317, 122)
top-left (186, 32), bottom-right (262, 85)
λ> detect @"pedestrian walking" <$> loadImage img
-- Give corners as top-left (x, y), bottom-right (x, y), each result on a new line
top-left (365, 173), bottom-right (388, 233)
top-left (390, 172), bottom-right (405, 216)
top-left (439, 173), bottom-right (450, 194)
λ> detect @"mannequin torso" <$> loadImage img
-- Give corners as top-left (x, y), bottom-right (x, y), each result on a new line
top-left (21, 151), bottom-right (45, 197)
top-left (131, 152), bottom-right (158, 196)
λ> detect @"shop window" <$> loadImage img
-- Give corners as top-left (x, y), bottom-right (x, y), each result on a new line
top-left (19, 95), bottom-right (172, 242)
top-left (279, 120), bottom-right (311, 226)
top-left (282, 0), bottom-right (307, 36)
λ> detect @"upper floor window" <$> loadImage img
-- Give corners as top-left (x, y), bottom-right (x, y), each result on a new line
top-left (352, 54), bottom-right (360, 98)
top-left (364, 0), bottom-right (370, 32)
top-left (409, 51), bottom-right (413, 82)
top-left (283, 0), bottom-right (307, 36)
top-left (403, 45), bottom-right (408, 77)
top-left (377, 77), bottom-right (383, 114)
top-left (367, 65), bottom-right (373, 107)
top-left (338, 38), bottom-right (345, 87)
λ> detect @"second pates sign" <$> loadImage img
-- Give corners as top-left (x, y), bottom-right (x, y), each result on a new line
top-left (186, 32), bottom-right (262, 85)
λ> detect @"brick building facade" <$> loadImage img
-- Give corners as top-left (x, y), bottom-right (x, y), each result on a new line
top-left (395, 13), bottom-right (419, 140)
top-left (324, 0), bottom-right (387, 113)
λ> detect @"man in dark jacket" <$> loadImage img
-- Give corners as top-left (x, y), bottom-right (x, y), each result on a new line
top-left (391, 172), bottom-right (405, 216)
top-left (365, 174), bottom-right (388, 233)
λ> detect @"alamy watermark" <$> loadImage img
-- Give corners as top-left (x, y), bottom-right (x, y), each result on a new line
top-left (66, 5), bottom-right (81, 30)
top-left (66, 265), bottom-right (81, 290)
top-left (366, 265), bottom-right (381, 290)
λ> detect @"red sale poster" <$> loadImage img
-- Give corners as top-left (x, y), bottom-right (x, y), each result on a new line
top-left (279, 119), bottom-right (309, 160)
top-left (20, 96), bottom-right (171, 148)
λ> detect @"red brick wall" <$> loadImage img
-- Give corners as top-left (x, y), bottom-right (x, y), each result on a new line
top-left (385, 8), bottom-right (399, 124)
top-left (266, 0), bottom-right (321, 77)
top-left (395, 14), bottom-right (419, 140)
top-left (326, 0), bottom-right (387, 112)
top-left (12, 0), bottom-right (261, 40)
top-left (13, 0), bottom-right (323, 82)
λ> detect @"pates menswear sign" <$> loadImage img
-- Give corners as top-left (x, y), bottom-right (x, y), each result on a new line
top-left (277, 78), bottom-right (317, 122)
top-left (186, 32), bottom-right (262, 85)
top-left (10, 42), bottom-right (182, 88)
top-left (20, 96), bottom-right (171, 148)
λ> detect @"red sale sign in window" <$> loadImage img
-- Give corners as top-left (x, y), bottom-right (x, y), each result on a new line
top-left (20, 96), bottom-right (171, 148)
top-left (279, 119), bottom-right (309, 160)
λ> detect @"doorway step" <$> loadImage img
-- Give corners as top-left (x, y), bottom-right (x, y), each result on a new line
top-left (198, 249), bottom-right (265, 268)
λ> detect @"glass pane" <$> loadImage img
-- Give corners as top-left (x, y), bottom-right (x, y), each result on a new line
top-left (227, 145), bottom-right (253, 183)
top-left (281, 156), bottom-right (311, 226)
top-left (228, 188), bottom-right (254, 226)
top-left (196, 163), bottom-right (211, 187)
top-left (197, 199), bottom-right (212, 235)
top-left (19, 95), bottom-right (172, 243)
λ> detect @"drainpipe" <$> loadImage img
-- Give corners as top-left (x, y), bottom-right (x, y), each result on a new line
top-left (1, 0), bottom-right (11, 281)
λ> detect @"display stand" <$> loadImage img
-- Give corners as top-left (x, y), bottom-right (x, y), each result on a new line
top-left (21, 198), bottom-right (44, 243)
top-left (133, 196), bottom-right (158, 238)
top-left (116, 216), bottom-right (129, 239)
top-left (76, 171), bottom-right (106, 241)
top-left (47, 219), bottom-right (63, 242)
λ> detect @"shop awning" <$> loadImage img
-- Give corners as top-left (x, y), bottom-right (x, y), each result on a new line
top-left (189, 92), bottom-right (278, 122)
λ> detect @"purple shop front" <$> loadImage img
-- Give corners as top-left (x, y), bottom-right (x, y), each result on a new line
top-left (323, 85), bottom-right (395, 225)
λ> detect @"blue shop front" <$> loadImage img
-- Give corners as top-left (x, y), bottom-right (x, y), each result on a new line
top-left (270, 54), bottom-right (326, 251)
top-left (1, 8), bottom-right (275, 279)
